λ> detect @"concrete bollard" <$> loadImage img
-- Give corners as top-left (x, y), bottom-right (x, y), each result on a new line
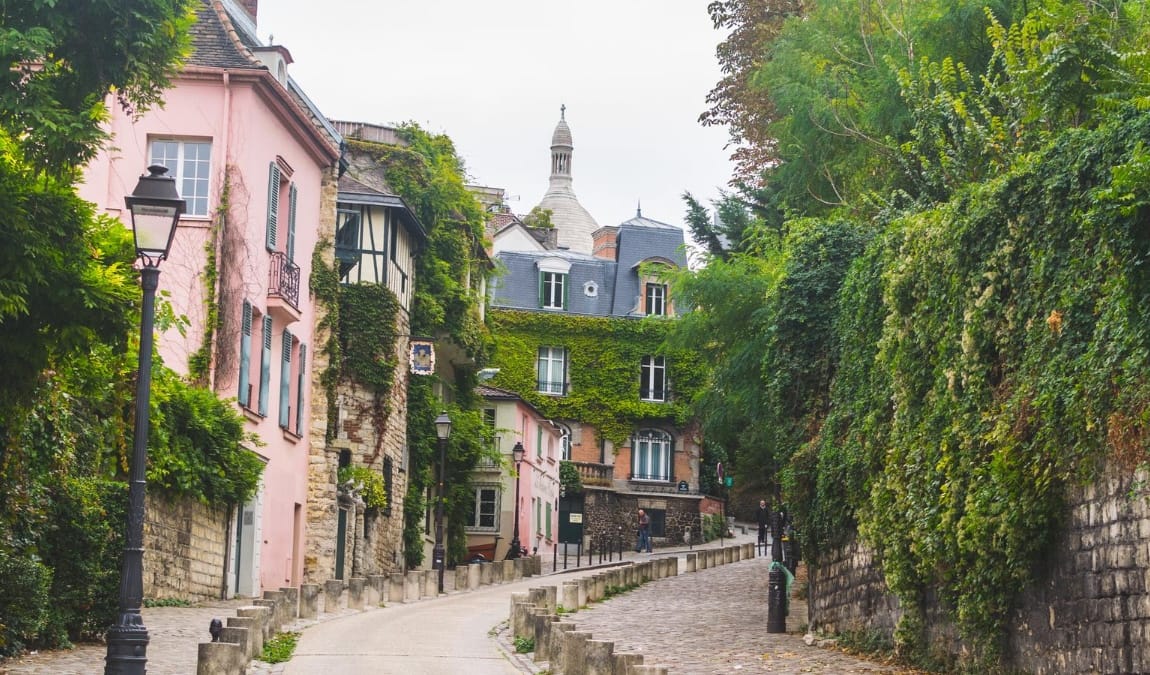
top-left (278, 586), bottom-right (299, 619)
top-left (404, 570), bottom-right (422, 602)
top-left (493, 559), bottom-right (505, 584)
top-left (562, 582), bottom-right (579, 613)
top-left (577, 577), bottom-right (589, 608)
top-left (550, 622), bottom-right (577, 669)
top-left (585, 639), bottom-right (615, 675)
top-left (726, 546), bottom-right (735, 564)
top-left (534, 555), bottom-right (542, 576)
top-left (455, 565), bottom-right (469, 593)
top-left (252, 599), bottom-right (279, 634)
top-left (348, 577), bottom-right (366, 609)
top-left (541, 586), bottom-right (557, 613)
top-left (423, 570), bottom-right (439, 598)
top-left (667, 557), bottom-right (679, 577)
top-left (502, 559), bottom-right (515, 582)
top-left (299, 583), bottom-right (320, 619)
top-left (563, 631), bottom-right (593, 675)
top-left (616, 652), bottom-right (644, 674)
top-left (236, 606), bottom-right (270, 642)
top-left (509, 591), bottom-right (529, 635)
top-left (197, 641), bottom-right (245, 675)
top-left (698, 550), bottom-right (708, 570)
top-left (262, 589), bottom-right (286, 626)
top-left (323, 580), bottom-right (343, 613)
top-left (368, 574), bottom-right (387, 605)
top-left (686, 552), bottom-right (697, 573)
top-left (512, 601), bottom-right (536, 640)
top-left (227, 616), bottom-right (260, 658)
top-left (480, 561), bottom-right (494, 585)
top-left (532, 610), bottom-right (556, 662)
top-left (217, 625), bottom-right (250, 660)
top-left (468, 563), bottom-right (482, 590)
top-left (390, 573), bottom-right (406, 603)
top-left (593, 574), bottom-right (606, 601)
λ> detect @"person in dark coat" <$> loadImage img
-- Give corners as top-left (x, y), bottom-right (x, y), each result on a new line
top-left (755, 499), bottom-right (770, 544)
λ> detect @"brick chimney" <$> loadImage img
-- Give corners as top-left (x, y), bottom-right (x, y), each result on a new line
top-left (592, 226), bottom-right (619, 261)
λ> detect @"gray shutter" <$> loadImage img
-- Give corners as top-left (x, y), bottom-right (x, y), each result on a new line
top-left (562, 273), bottom-right (569, 309)
top-left (259, 315), bottom-right (272, 416)
top-left (279, 329), bottom-right (292, 428)
top-left (238, 301), bottom-right (252, 406)
top-left (538, 272), bottom-right (545, 308)
top-left (266, 162), bottom-right (280, 251)
top-left (286, 184), bottom-right (298, 262)
top-left (295, 344), bottom-right (307, 436)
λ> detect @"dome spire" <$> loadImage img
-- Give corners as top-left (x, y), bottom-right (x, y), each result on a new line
top-left (536, 105), bottom-right (599, 254)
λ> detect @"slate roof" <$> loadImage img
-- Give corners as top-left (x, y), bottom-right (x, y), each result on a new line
top-left (188, 1), bottom-right (263, 69)
top-left (490, 217), bottom-right (686, 318)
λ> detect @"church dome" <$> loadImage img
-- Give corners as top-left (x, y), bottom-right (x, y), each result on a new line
top-left (535, 105), bottom-right (597, 254)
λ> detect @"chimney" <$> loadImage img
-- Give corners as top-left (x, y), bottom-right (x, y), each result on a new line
top-left (240, 0), bottom-right (258, 20)
top-left (592, 226), bottom-right (619, 261)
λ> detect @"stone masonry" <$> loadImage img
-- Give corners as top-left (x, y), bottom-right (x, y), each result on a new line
top-left (142, 492), bottom-right (230, 601)
top-left (809, 460), bottom-right (1150, 673)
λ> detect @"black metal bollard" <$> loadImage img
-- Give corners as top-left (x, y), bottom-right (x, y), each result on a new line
top-left (767, 562), bottom-right (787, 632)
top-left (553, 543), bottom-right (558, 572)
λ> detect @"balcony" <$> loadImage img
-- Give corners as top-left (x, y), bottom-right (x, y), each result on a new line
top-left (267, 251), bottom-right (301, 323)
top-left (571, 461), bottom-right (613, 487)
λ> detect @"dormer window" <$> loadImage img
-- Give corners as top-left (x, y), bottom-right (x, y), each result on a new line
top-left (645, 283), bottom-right (666, 316)
top-left (537, 257), bottom-right (572, 311)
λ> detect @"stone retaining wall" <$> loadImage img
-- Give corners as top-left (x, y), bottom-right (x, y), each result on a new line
top-left (143, 493), bottom-right (229, 601)
top-left (809, 462), bottom-right (1150, 673)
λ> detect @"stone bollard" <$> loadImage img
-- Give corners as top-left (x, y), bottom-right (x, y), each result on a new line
top-left (616, 652), bottom-right (644, 674)
top-left (512, 601), bottom-right (537, 640)
top-left (423, 569), bottom-right (438, 598)
top-left (261, 590), bottom-right (286, 628)
top-left (726, 546), bottom-right (735, 564)
top-left (562, 582), bottom-right (579, 612)
top-left (686, 552), bottom-right (697, 572)
top-left (541, 585), bottom-right (558, 613)
top-left (278, 587), bottom-right (299, 620)
top-left (227, 616), bottom-right (260, 658)
top-left (390, 573), bottom-right (406, 603)
top-left (455, 565), bottom-right (469, 593)
top-left (480, 561), bottom-right (494, 585)
top-left (493, 559), bottom-right (505, 584)
top-left (534, 555), bottom-right (542, 576)
top-left (698, 550), bottom-right (708, 570)
top-left (593, 574), bottom-right (606, 601)
top-left (252, 599), bottom-right (279, 634)
top-left (585, 639), bottom-right (615, 675)
top-left (563, 631), bottom-right (593, 675)
top-left (667, 557), bottom-right (679, 576)
top-left (299, 583), bottom-right (320, 619)
top-left (348, 577), bottom-right (366, 609)
top-left (197, 641), bottom-right (245, 675)
top-left (323, 579), bottom-right (343, 613)
top-left (236, 606), bottom-right (270, 642)
top-left (576, 577), bottom-right (589, 608)
top-left (217, 625), bottom-right (250, 660)
top-left (707, 549), bottom-right (717, 568)
top-left (404, 570), bottom-right (422, 602)
top-left (468, 563), bottom-right (482, 591)
top-left (502, 559), bottom-right (515, 582)
top-left (532, 610), bottom-right (557, 662)
top-left (509, 591), bottom-right (529, 636)
top-left (368, 574), bottom-right (387, 605)
top-left (550, 622), bottom-right (577, 669)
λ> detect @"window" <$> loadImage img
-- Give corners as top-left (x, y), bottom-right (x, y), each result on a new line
top-left (560, 426), bottom-right (571, 461)
top-left (640, 356), bottom-right (667, 402)
top-left (632, 429), bottom-right (673, 482)
top-left (540, 271), bottom-right (567, 310)
top-left (536, 346), bottom-right (567, 395)
top-left (536, 425), bottom-right (543, 459)
top-left (336, 206), bottom-right (396, 285)
top-left (645, 283), bottom-right (667, 316)
top-left (149, 139), bottom-right (211, 217)
top-left (465, 485), bottom-right (499, 532)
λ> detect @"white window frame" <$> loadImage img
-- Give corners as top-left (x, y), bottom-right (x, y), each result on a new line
top-left (148, 138), bottom-right (212, 217)
top-left (633, 429), bottom-right (672, 482)
top-left (465, 484), bottom-right (500, 532)
top-left (541, 271), bottom-right (566, 309)
top-left (537, 346), bottom-right (567, 395)
top-left (640, 355), bottom-right (667, 402)
top-left (645, 282), bottom-right (666, 316)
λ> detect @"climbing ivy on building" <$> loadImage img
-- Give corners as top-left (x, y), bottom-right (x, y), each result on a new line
top-left (486, 309), bottom-right (706, 446)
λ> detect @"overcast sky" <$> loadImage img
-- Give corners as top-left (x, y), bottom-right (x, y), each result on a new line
top-left (256, 0), bottom-right (733, 233)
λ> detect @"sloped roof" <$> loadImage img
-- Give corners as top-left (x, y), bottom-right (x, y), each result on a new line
top-left (188, 1), bottom-right (264, 69)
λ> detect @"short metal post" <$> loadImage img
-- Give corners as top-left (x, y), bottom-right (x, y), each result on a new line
top-left (553, 544), bottom-right (557, 573)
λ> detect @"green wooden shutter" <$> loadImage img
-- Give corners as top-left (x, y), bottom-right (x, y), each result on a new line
top-left (259, 315), bottom-right (272, 416)
top-left (238, 301), bottom-right (252, 406)
top-left (266, 162), bottom-right (280, 251)
top-left (562, 273), bottom-right (569, 309)
top-left (545, 502), bottom-right (552, 538)
top-left (295, 344), bottom-right (306, 436)
top-left (286, 184), bottom-right (298, 262)
top-left (279, 329), bottom-right (292, 428)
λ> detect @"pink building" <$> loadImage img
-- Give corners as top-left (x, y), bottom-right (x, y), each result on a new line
top-left (80, 0), bottom-right (341, 597)
top-left (470, 386), bottom-right (561, 561)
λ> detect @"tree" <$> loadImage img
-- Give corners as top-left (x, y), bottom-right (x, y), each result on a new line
top-left (521, 206), bottom-right (554, 230)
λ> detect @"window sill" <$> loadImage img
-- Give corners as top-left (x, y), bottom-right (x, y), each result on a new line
top-left (281, 427), bottom-right (302, 444)
top-left (241, 406), bottom-right (264, 423)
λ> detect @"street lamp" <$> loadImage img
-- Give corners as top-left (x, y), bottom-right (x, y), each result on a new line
top-left (433, 411), bottom-right (452, 594)
top-left (106, 166), bottom-right (184, 674)
top-left (506, 441), bottom-right (525, 560)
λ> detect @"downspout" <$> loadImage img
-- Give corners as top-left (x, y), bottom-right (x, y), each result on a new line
top-left (217, 71), bottom-right (235, 597)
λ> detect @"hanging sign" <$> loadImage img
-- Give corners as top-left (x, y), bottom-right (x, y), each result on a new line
top-left (409, 339), bottom-right (436, 375)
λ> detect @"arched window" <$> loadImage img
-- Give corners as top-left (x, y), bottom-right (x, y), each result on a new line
top-left (557, 424), bottom-right (572, 461)
top-left (632, 429), bottom-right (673, 482)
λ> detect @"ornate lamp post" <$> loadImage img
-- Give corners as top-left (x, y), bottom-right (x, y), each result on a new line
top-left (106, 166), bottom-right (185, 674)
top-left (506, 441), bottom-right (525, 560)
top-left (433, 411), bottom-right (452, 594)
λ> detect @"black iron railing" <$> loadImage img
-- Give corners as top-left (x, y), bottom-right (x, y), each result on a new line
top-left (268, 251), bottom-right (300, 309)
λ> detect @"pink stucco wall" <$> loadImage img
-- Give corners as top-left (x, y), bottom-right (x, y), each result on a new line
top-left (80, 71), bottom-right (335, 595)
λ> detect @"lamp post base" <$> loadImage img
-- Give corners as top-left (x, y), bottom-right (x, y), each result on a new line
top-left (105, 621), bottom-right (149, 674)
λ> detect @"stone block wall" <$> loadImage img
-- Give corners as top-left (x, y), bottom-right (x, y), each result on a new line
top-left (581, 489), bottom-right (706, 549)
top-left (143, 492), bottom-right (229, 600)
top-left (809, 462), bottom-right (1150, 672)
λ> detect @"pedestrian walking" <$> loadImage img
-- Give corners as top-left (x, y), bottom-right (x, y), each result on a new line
top-left (636, 508), bottom-right (652, 553)
top-left (755, 499), bottom-right (770, 544)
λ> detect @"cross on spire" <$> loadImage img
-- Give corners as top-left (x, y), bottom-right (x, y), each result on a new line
top-left (560, 104), bottom-right (566, 120)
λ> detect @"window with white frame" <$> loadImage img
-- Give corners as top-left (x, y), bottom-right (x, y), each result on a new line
top-left (640, 355), bottom-right (667, 402)
top-left (149, 139), bottom-right (212, 217)
top-left (632, 429), bottom-right (672, 482)
top-left (465, 485), bottom-right (499, 532)
top-left (645, 282), bottom-right (667, 316)
top-left (559, 424), bottom-right (572, 461)
top-left (537, 346), bottom-right (567, 395)
top-left (540, 271), bottom-right (567, 309)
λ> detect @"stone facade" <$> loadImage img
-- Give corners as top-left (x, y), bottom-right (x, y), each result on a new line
top-left (809, 461), bottom-right (1150, 672)
top-left (143, 493), bottom-right (230, 601)
top-left (580, 488), bottom-right (710, 550)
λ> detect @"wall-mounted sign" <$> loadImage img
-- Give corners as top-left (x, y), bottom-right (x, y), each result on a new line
top-left (677, 481), bottom-right (690, 493)
top-left (568, 513), bottom-right (583, 524)
top-left (409, 340), bottom-right (435, 375)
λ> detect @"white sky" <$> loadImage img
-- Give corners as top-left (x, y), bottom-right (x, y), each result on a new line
top-left (256, 0), bottom-right (733, 232)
